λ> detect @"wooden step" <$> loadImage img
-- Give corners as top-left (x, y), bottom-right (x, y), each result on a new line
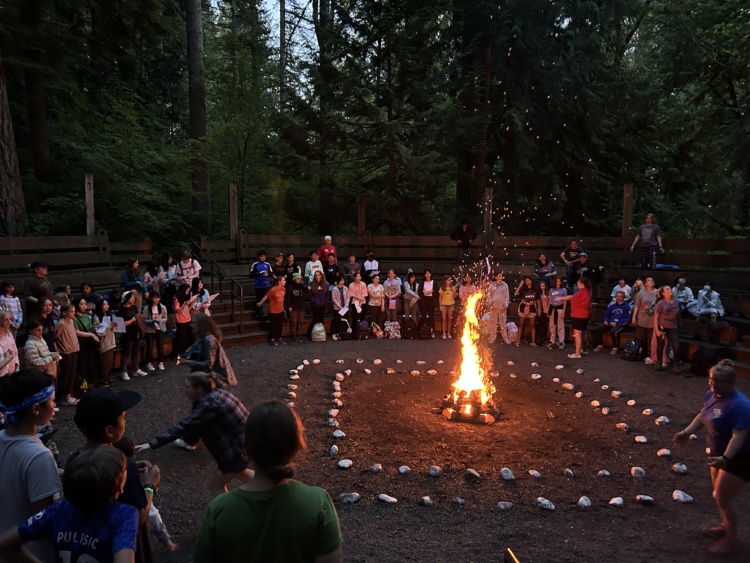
top-left (733, 360), bottom-right (750, 380)
top-left (732, 344), bottom-right (750, 365)
top-left (743, 334), bottom-right (750, 347)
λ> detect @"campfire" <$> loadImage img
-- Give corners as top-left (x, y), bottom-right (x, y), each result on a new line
top-left (440, 292), bottom-right (499, 424)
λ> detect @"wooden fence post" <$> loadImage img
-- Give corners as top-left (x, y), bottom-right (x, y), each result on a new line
top-left (357, 195), bottom-right (366, 235)
top-left (85, 174), bottom-right (95, 236)
top-left (228, 182), bottom-right (238, 241)
top-left (622, 182), bottom-right (633, 238)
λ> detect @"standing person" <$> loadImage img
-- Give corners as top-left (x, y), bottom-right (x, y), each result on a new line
top-left (317, 236), bottom-right (337, 264)
top-left (287, 274), bottom-right (307, 341)
top-left (402, 272), bottom-right (420, 320)
top-left (367, 274), bottom-right (385, 329)
top-left (0, 446), bottom-right (138, 563)
top-left (561, 278), bottom-right (592, 359)
top-left (485, 271), bottom-right (510, 344)
top-left (383, 269), bottom-right (402, 323)
top-left (24, 321), bottom-right (59, 376)
top-left (77, 282), bottom-right (100, 312)
top-left (673, 360), bottom-right (750, 557)
top-left (142, 292), bottom-right (168, 372)
top-left (0, 369), bottom-right (62, 562)
top-left (343, 253), bottom-right (360, 285)
top-left (69, 387), bottom-right (158, 563)
top-left (418, 269), bottom-right (436, 332)
top-left (0, 280), bottom-right (23, 337)
top-left (191, 277), bottom-right (212, 316)
top-left (631, 277), bottom-right (658, 365)
top-left (193, 401), bottom-right (342, 563)
top-left (514, 277), bottom-right (540, 346)
top-left (450, 219), bottom-right (477, 264)
top-left (251, 250), bottom-right (272, 322)
top-left (182, 314), bottom-right (236, 387)
top-left (96, 298), bottom-right (117, 386)
top-left (272, 253), bottom-right (287, 279)
top-left (589, 291), bottom-right (631, 354)
top-left (158, 253), bottom-right (178, 313)
top-left (459, 274), bottom-right (478, 303)
top-left (610, 277), bottom-right (633, 303)
top-left (22, 261), bottom-right (54, 319)
top-left (438, 276), bottom-right (457, 339)
top-left (535, 254), bottom-right (557, 288)
top-left (0, 311), bottom-right (20, 376)
top-left (73, 297), bottom-right (100, 389)
top-left (284, 253), bottom-right (301, 285)
top-left (177, 250), bottom-right (202, 284)
top-left (363, 250), bottom-right (379, 285)
top-left (304, 251), bottom-right (323, 285)
top-left (548, 277), bottom-right (568, 349)
top-left (31, 298), bottom-right (56, 356)
top-left (122, 258), bottom-right (148, 311)
top-left (117, 291), bottom-right (147, 381)
top-left (257, 277), bottom-right (287, 345)
top-left (560, 239), bottom-right (584, 292)
top-left (141, 262), bottom-right (160, 296)
top-left (575, 253), bottom-right (596, 288)
top-left (308, 271), bottom-right (329, 334)
top-left (673, 276), bottom-right (695, 314)
top-left (348, 272), bottom-right (368, 327)
top-left (173, 283), bottom-right (198, 360)
top-left (323, 253), bottom-right (340, 288)
top-left (537, 280), bottom-right (552, 345)
top-left (135, 372), bottom-right (252, 496)
top-left (654, 285), bottom-right (681, 373)
top-left (629, 213), bottom-right (664, 270)
top-left (54, 303), bottom-right (80, 405)
top-left (330, 276), bottom-right (350, 340)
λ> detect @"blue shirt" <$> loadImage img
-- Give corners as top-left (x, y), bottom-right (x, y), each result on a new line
top-left (700, 389), bottom-right (750, 456)
top-left (251, 261), bottom-right (272, 289)
top-left (603, 302), bottom-right (631, 326)
top-left (18, 500), bottom-right (138, 563)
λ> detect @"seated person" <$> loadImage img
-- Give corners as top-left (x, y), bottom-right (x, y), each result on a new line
top-left (672, 276), bottom-right (695, 313)
top-left (610, 278), bottom-right (632, 303)
top-left (687, 282), bottom-right (725, 322)
top-left (589, 291), bottom-right (631, 354)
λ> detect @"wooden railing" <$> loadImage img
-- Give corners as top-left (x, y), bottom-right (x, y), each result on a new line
top-left (229, 278), bottom-right (245, 333)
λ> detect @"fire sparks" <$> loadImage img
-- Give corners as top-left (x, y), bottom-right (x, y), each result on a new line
top-left (451, 292), bottom-right (495, 406)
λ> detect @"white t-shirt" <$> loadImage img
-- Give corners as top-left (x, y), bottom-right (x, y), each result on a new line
top-left (0, 431), bottom-right (62, 561)
top-left (422, 280), bottom-right (434, 296)
top-left (178, 258), bottom-right (202, 281)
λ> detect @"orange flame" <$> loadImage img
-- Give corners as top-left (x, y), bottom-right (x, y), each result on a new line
top-left (452, 291), bottom-right (495, 405)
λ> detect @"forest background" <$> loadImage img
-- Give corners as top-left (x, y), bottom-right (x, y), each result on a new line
top-left (0, 0), bottom-right (748, 250)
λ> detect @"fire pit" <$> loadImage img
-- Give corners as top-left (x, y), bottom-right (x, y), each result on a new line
top-left (439, 292), bottom-right (500, 424)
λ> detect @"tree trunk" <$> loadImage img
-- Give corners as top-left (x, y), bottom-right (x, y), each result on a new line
top-left (0, 48), bottom-right (28, 236)
top-left (279, 0), bottom-right (286, 109)
top-left (186, 0), bottom-right (211, 233)
top-left (313, 0), bottom-right (333, 230)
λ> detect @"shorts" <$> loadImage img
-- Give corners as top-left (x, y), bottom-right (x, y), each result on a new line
top-left (219, 455), bottom-right (249, 475)
top-left (519, 312), bottom-right (536, 319)
top-left (571, 317), bottom-right (589, 332)
top-left (440, 305), bottom-right (454, 312)
top-left (711, 452), bottom-right (750, 481)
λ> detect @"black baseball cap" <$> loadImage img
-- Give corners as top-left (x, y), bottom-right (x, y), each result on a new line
top-left (74, 388), bottom-right (141, 436)
top-left (30, 261), bottom-right (49, 269)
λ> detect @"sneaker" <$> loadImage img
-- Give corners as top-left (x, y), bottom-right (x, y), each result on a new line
top-left (121, 372), bottom-right (131, 381)
top-left (97, 379), bottom-right (113, 387)
top-left (60, 397), bottom-right (79, 406)
top-left (135, 369), bottom-right (148, 377)
top-left (567, 353), bottom-right (582, 359)
top-left (558, 343), bottom-right (565, 350)
top-left (332, 334), bottom-right (338, 341)
top-left (157, 362), bottom-right (165, 371)
top-left (504, 339), bottom-right (511, 345)
top-left (447, 333), bottom-right (452, 339)
top-left (610, 348), bottom-right (619, 355)
top-left (53, 407), bottom-right (60, 413)
top-left (644, 357), bottom-right (656, 365)
top-left (594, 345), bottom-right (603, 352)
top-left (146, 363), bottom-right (156, 371)
top-left (173, 438), bottom-right (196, 451)
top-left (442, 333), bottom-right (447, 339)
top-left (269, 339), bottom-right (276, 345)
top-left (530, 342), bottom-right (538, 347)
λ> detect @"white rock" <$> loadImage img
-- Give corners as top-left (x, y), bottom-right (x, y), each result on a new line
top-left (332, 384), bottom-right (341, 392)
top-left (507, 361), bottom-right (514, 366)
top-left (562, 383), bottom-right (575, 391)
top-left (339, 492), bottom-right (360, 503)
top-left (590, 400), bottom-right (601, 408)
top-left (616, 423), bottom-right (629, 431)
top-left (531, 362), bottom-right (539, 367)
top-left (370, 463), bottom-right (382, 473)
top-left (576, 368), bottom-right (584, 374)
top-left (335, 373), bottom-right (345, 381)
top-left (601, 407), bottom-right (611, 416)
top-left (598, 469), bottom-right (611, 477)
top-left (497, 501), bottom-right (513, 511)
top-left (333, 430), bottom-right (345, 438)
top-left (689, 434), bottom-right (698, 441)
top-left (672, 463), bottom-right (688, 475)
top-left (313, 359), bottom-right (321, 365)
top-left (531, 373), bottom-right (542, 380)
top-left (287, 392), bottom-right (297, 399)
top-left (578, 496), bottom-right (592, 508)
top-left (386, 368), bottom-right (395, 374)
top-left (655, 416), bottom-right (670, 426)
top-left (672, 490), bottom-right (693, 503)
top-left (289, 369), bottom-right (298, 375)
top-left (635, 435), bottom-right (648, 444)
top-left (396, 360), bottom-right (403, 364)
top-left (288, 384), bottom-right (298, 390)
top-left (631, 467), bottom-right (646, 478)
top-left (537, 497), bottom-right (555, 511)
top-left (338, 459), bottom-right (353, 469)
top-left (336, 359), bottom-right (344, 364)
top-left (555, 365), bottom-right (564, 370)
top-left (332, 391), bottom-right (342, 398)
top-left (327, 419), bottom-right (339, 427)
top-left (627, 399), bottom-right (636, 406)
top-left (303, 360), bottom-right (310, 366)
top-left (528, 470), bottom-right (541, 479)
top-left (437, 360), bottom-right (445, 364)
top-left (330, 445), bottom-right (339, 456)
top-left (373, 359), bottom-right (382, 365)
top-left (601, 385), bottom-right (609, 390)
top-left (289, 374), bottom-right (300, 380)
top-left (410, 370), bottom-right (420, 376)
top-left (575, 392), bottom-right (584, 399)
top-left (416, 360), bottom-right (426, 365)
top-left (398, 465), bottom-right (411, 475)
top-left (593, 378), bottom-right (600, 382)
top-left (636, 495), bottom-right (654, 506)
top-left (329, 409), bottom-right (339, 417)
top-left (490, 371), bottom-right (499, 378)
top-left (657, 448), bottom-right (671, 457)
top-left (364, 369), bottom-right (372, 375)
top-left (553, 377), bottom-right (561, 383)
top-left (428, 465), bottom-right (442, 477)
top-left (611, 390), bottom-right (622, 398)
top-left (420, 496), bottom-right (433, 506)
top-left (332, 399), bottom-right (343, 407)
top-left (344, 369), bottom-right (352, 376)
top-left (563, 468), bottom-right (575, 477)
top-left (609, 497), bottom-right (624, 508)
top-left (454, 497), bottom-right (466, 505)
top-left (427, 370), bottom-right (438, 376)
top-left (356, 358), bottom-right (364, 364)
top-left (642, 408), bottom-right (654, 416)
top-left (509, 373), bottom-right (518, 379)
top-left (466, 468), bottom-right (481, 480)
top-left (378, 494), bottom-right (397, 504)
top-left (500, 468), bottom-right (515, 481)
top-left (287, 402), bottom-right (295, 408)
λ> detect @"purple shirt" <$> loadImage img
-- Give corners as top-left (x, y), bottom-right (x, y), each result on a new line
top-left (700, 389), bottom-right (750, 456)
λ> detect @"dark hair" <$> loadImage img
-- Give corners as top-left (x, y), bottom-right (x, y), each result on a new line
top-left (148, 291), bottom-right (161, 306)
top-left (537, 254), bottom-right (548, 265)
top-left (95, 298), bottom-right (111, 322)
top-left (124, 258), bottom-right (139, 280)
top-left (309, 250), bottom-right (318, 258)
top-left (113, 435), bottom-right (135, 458)
top-left (146, 261), bottom-right (159, 278)
top-left (64, 447), bottom-right (125, 514)
top-left (406, 272), bottom-right (416, 283)
top-left (80, 282), bottom-right (94, 294)
top-left (0, 369), bottom-right (55, 422)
top-left (176, 283), bottom-right (191, 306)
top-left (285, 253), bottom-right (294, 259)
top-left (186, 371), bottom-right (216, 393)
top-left (578, 278), bottom-right (593, 291)
top-left (60, 302), bottom-right (75, 315)
top-left (192, 313), bottom-right (222, 342)
top-left (553, 277), bottom-right (564, 288)
top-left (191, 277), bottom-right (203, 295)
top-left (160, 253), bottom-right (173, 271)
top-left (245, 401), bottom-right (306, 483)
top-left (423, 269), bottom-right (432, 276)
top-left (1, 280), bottom-right (14, 295)
top-left (27, 320), bottom-right (43, 331)
top-left (335, 275), bottom-right (346, 285)
top-left (272, 276), bottom-right (284, 287)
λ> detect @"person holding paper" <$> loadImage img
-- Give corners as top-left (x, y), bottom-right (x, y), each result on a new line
top-left (118, 291), bottom-right (146, 381)
top-left (348, 272), bottom-right (368, 328)
top-left (143, 292), bottom-right (168, 371)
top-left (383, 269), bottom-right (402, 323)
top-left (73, 298), bottom-right (100, 389)
top-left (367, 274), bottom-right (385, 328)
top-left (331, 276), bottom-right (351, 340)
top-left (95, 298), bottom-right (117, 386)
top-left (191, 278), bottom-right (212, 316)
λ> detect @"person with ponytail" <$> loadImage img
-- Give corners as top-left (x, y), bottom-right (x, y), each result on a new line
top-left (193, 401), bottom-right (342, 563)
top-left (135, 372), bottom-right (251, 496)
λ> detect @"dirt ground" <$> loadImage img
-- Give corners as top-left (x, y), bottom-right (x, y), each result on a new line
top-left (53, 337), bottom-right (750, 563)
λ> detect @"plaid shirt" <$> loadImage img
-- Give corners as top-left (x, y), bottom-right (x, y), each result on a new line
top-left (0, 295), bottom-right (23, 329)
top-left (149, 389), bottom-right (248, 471)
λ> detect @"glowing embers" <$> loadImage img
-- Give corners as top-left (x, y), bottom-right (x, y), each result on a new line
top-left (440, 292), bottom-right (499, 424)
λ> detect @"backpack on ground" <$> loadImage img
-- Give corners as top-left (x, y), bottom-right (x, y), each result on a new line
top-left (311, 323), bottom-right (327, 342)
top-left (356, 320), bottom-right (370, 340)
top-left (338, 319), bottom-right (354, 341)
top-left (505, 321), bottom-right (519, 343)
top-left (622, 338), bottom-right (643, 361)
top-left (401, 318), bottom-right (418, 340)
top-left (371, 323), bottom-right (384, 339)
top-left (384, 321), bottom-right (401, 339)
top-left (418, 321), bottom-right (434, 340)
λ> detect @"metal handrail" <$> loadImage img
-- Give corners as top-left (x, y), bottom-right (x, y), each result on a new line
top-left (204, 257), bottom-right (224, 296)
top-left (230, 278), bottom-right (244, 333)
